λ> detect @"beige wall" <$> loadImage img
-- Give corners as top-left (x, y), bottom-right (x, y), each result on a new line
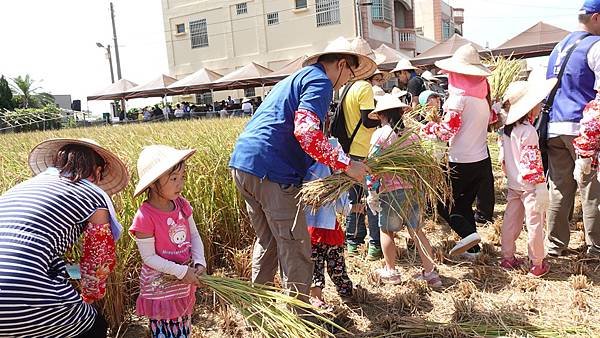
top-left (162, 0), bottom-right (357, 102)
top-left (413, 0), bottom-right (435, 42)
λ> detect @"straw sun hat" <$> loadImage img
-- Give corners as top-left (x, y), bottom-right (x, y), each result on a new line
top-left (368, 94), bottom-right (409, 120)
top-left (391, 59), bottom-right (418, 73)
top-left (303, 37), bottom-right (378, 80)
top-left (504, 78), bottom-right (557, 125)
top-left (133, 145), bottom-right (196, 197)
top-left (391, 86), bottom-right (408, 98)
top-left (28, 138), bottom-right (129, 196)
top-left (434, 43), bottom-right (491, 77)
top-left (421, 70), bottom-right (440, 82)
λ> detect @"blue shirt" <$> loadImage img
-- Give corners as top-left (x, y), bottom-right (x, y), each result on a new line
top-left (303, 162), bottom-right (350, 230)
top-left (229, 64), bottom-right (333, 185)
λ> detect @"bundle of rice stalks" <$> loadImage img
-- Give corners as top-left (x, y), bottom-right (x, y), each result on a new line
top-left (376, 317), bottom-right (589, 338)
top-left (299, 125), bottom-right (450, 218)
top-left (487, 55), bottom-right (524, 102)
top-left (199, 275), bottom-right (345, 337)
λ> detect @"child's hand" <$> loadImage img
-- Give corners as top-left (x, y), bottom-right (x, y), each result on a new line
top-left (180, 267), bottom-right (201, 286)
top-left (194, 264), bottom-right (207, 277)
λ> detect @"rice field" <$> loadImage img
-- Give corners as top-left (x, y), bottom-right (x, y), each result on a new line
top-left (1, 118), bottom-right (599, 337)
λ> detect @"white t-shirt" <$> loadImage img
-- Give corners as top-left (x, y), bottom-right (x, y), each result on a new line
top-left (445, 94), bottom-right (490, 163)
top-left (241, 102), bottom-right (253, 113)
top-left (588, 41), bottom-right (600, 90)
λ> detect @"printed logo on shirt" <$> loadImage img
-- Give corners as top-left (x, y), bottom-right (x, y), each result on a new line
top-left (167, 216), bottom-right (190, 248)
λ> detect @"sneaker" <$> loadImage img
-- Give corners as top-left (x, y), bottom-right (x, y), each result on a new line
top-left (309, 297), bottom-right (333, 311)
top-left (586, 246), bottom-right (600, 258)
top-left (414, 270), bottom-right (443, 288)
top-left (347, 243), bottom-right (358, 256)
top-left (449, 233), bottom-right (481, 256)
top-left (367, 245), bottom-right (383, 261)
top-left (376, 267), bottom-right (402, 285)
top-left (474, 213), bottom-right (493, 224)
top-left (547, 248), bottom-right (564, 257)
top-left (528, 261), bottom-right (550, 278)
top-left (500, 256), bottom-right (524, 269)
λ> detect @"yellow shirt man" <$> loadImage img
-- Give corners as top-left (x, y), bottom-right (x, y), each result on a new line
top-left (342, 80), bottom-right (376, 158)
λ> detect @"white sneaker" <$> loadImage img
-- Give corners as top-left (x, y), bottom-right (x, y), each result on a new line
top-left (376, 267), bottom-right (402, 285)
top-left (449, 233), bottom-right (481, 256)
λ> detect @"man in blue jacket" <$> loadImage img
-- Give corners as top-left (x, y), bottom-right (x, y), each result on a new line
top-left (229, 37), bottom-right (376, 299)
top-left (545, 0), bottom-right (600, 257)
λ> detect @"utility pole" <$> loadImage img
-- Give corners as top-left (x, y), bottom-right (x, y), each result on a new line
top-left (110, 2), bottom-right (122, 80)
top-left (96, 42), bottom-right (115, 83)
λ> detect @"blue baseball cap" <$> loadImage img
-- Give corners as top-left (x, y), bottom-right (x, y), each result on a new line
top-left (580, 0), bottom-right (600, 14)
top-left (418, 90), bottom-right (441, 106)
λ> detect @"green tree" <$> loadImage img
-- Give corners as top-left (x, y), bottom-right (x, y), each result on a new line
top-left (10, 74), bottom-right (55, 109)
top-left (0, 75), bottom-right (14, 110)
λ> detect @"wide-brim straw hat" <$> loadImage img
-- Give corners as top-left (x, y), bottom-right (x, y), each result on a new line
top-left (421, 70), bottom-right (440, 82)
top-left (370, 69), bottom-right (391, 81)
top-left (434, 43), bottom-right (491, 77)
top-left (368, 93), bottom-right (409, 119)
top-left (350, 37), bottom-right (387, 65)
top-left (391, 86), bottom-right (408, 98)
top-left (391, 59), bottom-right (418, 73)
top-left (505, 78), bottom-right (558, 125)
top-left (28, 138), bottom-right (129, 196)
top-left (133, 145), bottom-right (197, 197)
top-left (303, 37), bottom-right (378, 80)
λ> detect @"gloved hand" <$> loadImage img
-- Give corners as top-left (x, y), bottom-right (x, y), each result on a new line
top-left (534, 183), bottom-right (549, 213)
top-left (574, 157), bottom-right (593, 186)
top-left (366, 191), bottom-right (382, 215)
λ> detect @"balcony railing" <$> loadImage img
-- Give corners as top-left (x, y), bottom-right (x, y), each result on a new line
top-left (397, 27), bottom-right (416, 50)
top-left (453, 7), bottom-right (464, 25)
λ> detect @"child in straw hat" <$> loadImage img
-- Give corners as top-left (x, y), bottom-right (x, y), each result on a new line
top-left (366, 94), bottom-right (443, 287)
top-left (498, 78), bottom-right (557, 277)
top-left (130, 145), bottom-right (206, 337)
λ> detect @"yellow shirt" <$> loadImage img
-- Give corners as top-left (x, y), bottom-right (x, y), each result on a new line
top-left (342, 80), bottom-right (376, 158)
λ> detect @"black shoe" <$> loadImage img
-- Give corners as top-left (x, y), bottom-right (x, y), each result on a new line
top-left (474, 213), bottom-right (493, 224)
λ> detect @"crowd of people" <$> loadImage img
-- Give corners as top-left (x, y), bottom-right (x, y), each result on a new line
top-left (0, 2), bottom-right (600, 337)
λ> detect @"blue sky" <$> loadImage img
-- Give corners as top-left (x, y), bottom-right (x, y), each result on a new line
top-left (0, 0), bottom-right (586, 114)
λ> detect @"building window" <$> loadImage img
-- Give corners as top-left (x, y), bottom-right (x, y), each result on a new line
top-left (442, 20), bottom-right (452, 41)
top-left (316, 0), bottom-right (340, 27)
top-left (176, 23), bottom-right (185, 34)
top-left (415, 26), bottom-right (424, 36)
top-left (197, 92), bottom-right (213, 105)
top-left (372, 0), bottom-right (392, 22)
top-left (190, 19), bottom-right (208, 48)
top-left (244, 87), bottom-right (255, 97)
top-left (236, 2), bottom-right (248, 15)
top-left (295, 0), bottom-right (307, 9)
top-left (267, 12), bottom-right (279, 25)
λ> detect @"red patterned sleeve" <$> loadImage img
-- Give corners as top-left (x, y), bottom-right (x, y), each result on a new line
top-left (294, 109), bottom-right (351, 171)
top-left (573, 98), bottom-right (600, 158)
top-left (421, 110), bottom-right (462, 142)
top-left (80, 222), bottom-right (116, 303)
top-left (519, 144), bottom-right (545, 185)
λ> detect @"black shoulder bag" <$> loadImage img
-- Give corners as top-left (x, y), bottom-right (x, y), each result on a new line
top-left (329, 82), bottom-right (361, 153)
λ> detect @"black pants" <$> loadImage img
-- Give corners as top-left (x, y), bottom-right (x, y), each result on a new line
top-left (75, 312), bottom-right (108, 338)
top-left (475, 157), bottom-right (496, 223)
top-left (438, 158), bottom-right (494, 252)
